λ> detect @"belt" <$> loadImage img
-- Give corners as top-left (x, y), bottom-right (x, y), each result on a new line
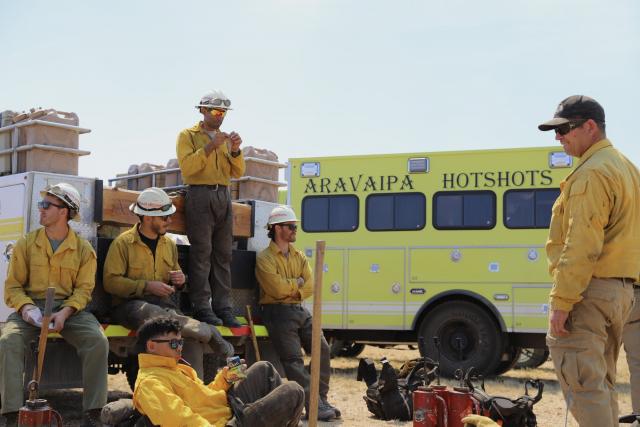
top-left (188, 184), bottom-right (227, 190)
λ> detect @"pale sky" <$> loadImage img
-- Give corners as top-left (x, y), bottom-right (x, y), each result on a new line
top-left (2, 1), bottom-right (639, 183)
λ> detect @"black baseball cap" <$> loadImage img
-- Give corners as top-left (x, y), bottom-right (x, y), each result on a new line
top-left (538, 95), bottom-right (605, 131)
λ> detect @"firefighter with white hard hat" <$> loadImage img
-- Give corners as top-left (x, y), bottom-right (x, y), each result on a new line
top-left (0, 182), bottom-right (108, 426)
top-left (103, 187), bottom-right (233, 379)
top-left (176, 90), bottom-right (245, 327)
top-left (255, 205), bottom-right (341, 421)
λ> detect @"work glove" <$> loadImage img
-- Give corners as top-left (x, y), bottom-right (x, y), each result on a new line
top-left (462, 414), bottom-right (500, 427)
top-left (22, 306), bottom-right (43, 327)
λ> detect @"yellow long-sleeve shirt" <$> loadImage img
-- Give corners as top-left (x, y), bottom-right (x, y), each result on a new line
top-left (133, 353), bottom-right (232, 427)
top-left (255, 241), bottom-right (313, 304)
top-left (4, 227), bottom-right (97, 312)
top-left (546, 139), bottom-right (640, 311)
top-left (103, 225), bottom-right (181, 306)
top-left (176, 122), bottom-right (245, 185)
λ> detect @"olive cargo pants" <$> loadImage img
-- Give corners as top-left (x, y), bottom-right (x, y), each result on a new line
top-left (185, 185), bottom-right (234, 314)
top-left (623, 286), bottom-right (640, 412)
top-left (0, 300), bottom-right (108, 414)
top-left (546, 278), bottom-right (634, 427)
top-left (261, 304), bottom-right (331, 406)
top-left (227, 361), bottom-right (304, 427)
top-left (112, 299), bottom-right (234, 378)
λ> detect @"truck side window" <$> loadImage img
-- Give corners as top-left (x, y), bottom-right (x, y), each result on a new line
top-left (433, 191), bottom-right (496, 230)
top-left (301, 195), bottom-right (359, 232)
top-left (365, 192), bottom-right (426, 231)
top-left (504, 188), bottom-right (560, 229)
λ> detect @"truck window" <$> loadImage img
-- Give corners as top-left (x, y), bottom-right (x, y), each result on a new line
top-left (433, 191), bottom-right (496, 230)
top-left (504, 188), bottom-right (560, 229)
top-left (365, 193), bottom-right (426, 231)
top-left (301, 195), bottom-right (359, 232)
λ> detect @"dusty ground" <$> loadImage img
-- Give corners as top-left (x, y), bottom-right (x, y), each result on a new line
top-left (34, 345), bottom-right (634, 426)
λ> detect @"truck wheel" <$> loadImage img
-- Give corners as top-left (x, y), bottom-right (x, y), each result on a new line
top-left (124, 355), bottom-right (139, 392)
top-left (330, 339), bottom-right (366, 358)
top-left (514, 348), bottom-right (550, 369)
top-left (494, 345), bottom-right (522, 375)
top-left (417, 301), bottom-right (504, 377)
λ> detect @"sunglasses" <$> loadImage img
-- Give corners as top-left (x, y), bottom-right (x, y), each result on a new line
top-left (280, 223), bottom-right (298, 231)
top-left (555, 120), bottom-right (586, 136)
top-left (157, 215), bottom-right (172, 222)
top-left (151, 338), bottom-right (184, 349)
top-left (208, 109), bottom-right (227, 117)
top-left (136, 202), bottom-right (173, 212)
top-left (207, 98), bottom-right (231, 108)
top-left (38, 200), bottom-right (66, 210)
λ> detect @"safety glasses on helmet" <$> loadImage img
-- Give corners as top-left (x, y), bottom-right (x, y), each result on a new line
top-left (136, 202), bottom-right (173, 212)
top-left (150, 338), bottom-right (184, 349)
top-left (555, 119), bottom-right (587, 136)
top-left (207, 98), bottom-right (231, 108)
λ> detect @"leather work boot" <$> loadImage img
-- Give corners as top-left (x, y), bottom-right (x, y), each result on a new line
top-left (322, 397), bottom-right (341, 418)
top-left (194, 309), bottom-right (223, 326)
top-left (218, 310), bottom-right (241, 328)
top-left (82, 408), bottom-right (103, 427)
top-left (304, 401), bottom-right (337, 421)
top-left (2, 412), bottom-right (18, 427)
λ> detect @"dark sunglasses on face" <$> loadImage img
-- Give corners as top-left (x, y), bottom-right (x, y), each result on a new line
top-left (280, 223), bottom-right (298, 231)
top-left (555, 119), bottom-right (587, 136)
top-left (136, 202), bottom-right (173, 212)
top-left (38, 200), bottom-right (66, 210)
top-left (157, 215), bottom-right (172, 222)
top-left (150, 338), bottom-right (184, 349)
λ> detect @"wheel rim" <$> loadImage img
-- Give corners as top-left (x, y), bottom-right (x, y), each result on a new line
top-left (438, 320), bottom-right (477, 361)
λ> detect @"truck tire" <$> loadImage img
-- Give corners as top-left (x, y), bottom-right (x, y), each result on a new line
top-left (417, 301), bottom-right (505, 377)
top-left (514, 347), bottom-right (550, 369)
top-left (330, 339), bottom-right (366, 358)
top-left (494, 345), bottom-right (522, 375)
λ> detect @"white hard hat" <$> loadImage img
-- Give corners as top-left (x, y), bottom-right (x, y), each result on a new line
top-left (196, 89), bottom-right (233, 110)
top-left (266, 205), bottom-right (299, 228)
top-left (130, 187), bottom-right (176, 217)
top-left (40, 183), bottom-right (81, 220)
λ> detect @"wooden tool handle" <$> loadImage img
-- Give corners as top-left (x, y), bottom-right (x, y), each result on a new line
top-left (308, 240), bottom-right (326, 427)
top-left (35, 287), bottom-right (55, 385)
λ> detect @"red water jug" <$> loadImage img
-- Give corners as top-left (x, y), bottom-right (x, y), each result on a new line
top-left (18, 399), bottom-right (63, 427)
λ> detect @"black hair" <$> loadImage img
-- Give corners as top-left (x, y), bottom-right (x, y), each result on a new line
top-left (268, 226), bottom-right (276, 241)
top-left (136, 317), bottom-right (182, 353)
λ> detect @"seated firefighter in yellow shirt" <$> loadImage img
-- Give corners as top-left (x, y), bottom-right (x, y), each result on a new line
top-left (133, 316), bottom-right (304, 427)
top-left (103, 187), bottom-right (233, 379)
top-left (0, 183), bottom-right (108, 427)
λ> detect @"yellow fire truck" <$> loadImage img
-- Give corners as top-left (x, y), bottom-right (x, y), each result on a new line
top-left (287, 146), bottom-right (574, 376)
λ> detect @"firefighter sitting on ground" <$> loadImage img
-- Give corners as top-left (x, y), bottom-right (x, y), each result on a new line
top-left (255, 205), bottom-right (341, 421)
top-left (133, 316), bottom-right (305, 427)
top-left (103, 187), bottom-right (233, 379)
top-left (0, 183), bottom-right (108, 427)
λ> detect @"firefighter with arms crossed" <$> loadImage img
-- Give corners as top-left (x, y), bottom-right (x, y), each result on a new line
top-left (103, 187), bottom-right (233, 379)
top-left (255, 205), bottom-right (341, 421)
top-left (0, 183), bottom-right (108, 427)
top-left (539, 95), bottom-right (640, 427)
top-left (176, 89), bottom-right (245, 327)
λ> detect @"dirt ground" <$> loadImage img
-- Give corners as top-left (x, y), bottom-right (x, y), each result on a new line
top-left (35, 345), bottom-right (634, 426)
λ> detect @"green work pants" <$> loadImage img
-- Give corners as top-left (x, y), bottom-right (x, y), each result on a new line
top-left (623, 286), bottom-right (640, 412)
top-left (0, 300), bottom-right (108, 414)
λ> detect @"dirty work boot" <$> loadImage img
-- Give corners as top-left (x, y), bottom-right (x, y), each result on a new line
top-left (218, 310), bottom-right (241, 328)
top-left (322, 397), bottom-right (341, 418)
top-left (2, 412), bottom-right (18, 427)
top-left (194, 309), bottom-right (223, 326)
top-left (304, 401), bottom-right (337, 421)
top-left (82, 408), bottom-right (103, 427)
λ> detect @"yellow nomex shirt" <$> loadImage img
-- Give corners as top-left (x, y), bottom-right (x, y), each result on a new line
top-left (176, 122), bottom-right (245, 185)
top-left (103, 224), bottom-right (180, 305)
top-left (4, 228), bottom-right (97, 312)
top-left (255, 241), bottom-right (313, 304)
top-left (546, 139), bottom-right (640, 311)
top-left (133, 353), bottom-right (232, 427)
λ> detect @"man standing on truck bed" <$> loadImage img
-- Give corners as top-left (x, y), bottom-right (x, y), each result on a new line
top-left (103, 187), bottom-right (233, 379)
top-left (539, 95), bottom-right (640, 427)
top-left (176, 90), bottom-right (245, 327)
top-left (255, 205), bottom-right (340, 421)
top-left (0, 183), bottom-right (108, 427)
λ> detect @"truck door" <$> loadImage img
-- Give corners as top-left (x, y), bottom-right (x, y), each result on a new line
top-left (0, 183), bottom-right (26, 322)
top-left (347, 249), bottom-right (405, 329)
top-left (320, 249), bottom-right (345, 329)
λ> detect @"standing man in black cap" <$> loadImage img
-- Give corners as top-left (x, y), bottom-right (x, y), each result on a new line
top-left (177, 90), bottom-right (245, 327)
top-left (539, 95), bottom-right (640, 427)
